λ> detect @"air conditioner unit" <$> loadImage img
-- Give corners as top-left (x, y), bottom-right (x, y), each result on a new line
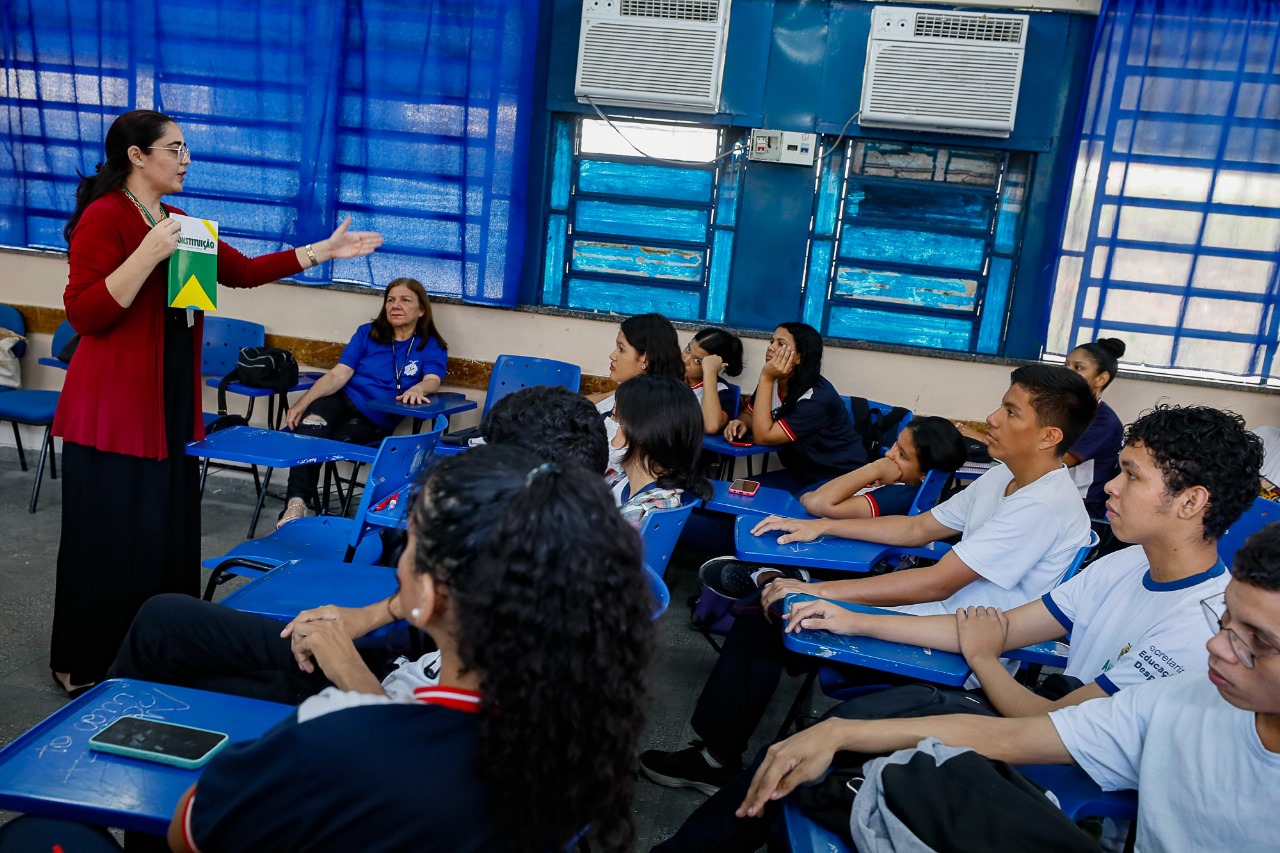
top-left (859, 6), bottom-right (1029, 138)
top-left (575, 0), bottom-right (732, 113)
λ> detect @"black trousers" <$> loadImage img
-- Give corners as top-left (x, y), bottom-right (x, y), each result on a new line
top-left (107, 593), bottom-right (395, 705)
top-left (652, 749), bottom-right (787, 853)
top-left (285, 390), bottom-right (389, 507)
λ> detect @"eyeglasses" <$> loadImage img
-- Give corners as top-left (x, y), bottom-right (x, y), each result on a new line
top-left (1201, 593), bottom-right (1280, 669)
top-left (147, 143), bottom-right (192, 162)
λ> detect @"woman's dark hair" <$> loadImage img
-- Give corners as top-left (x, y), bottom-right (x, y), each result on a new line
top-left (410, 445), bottom-right (654, 852)
top-left (905, 416), bottom-right (968, 474)
top-left (1125, 404), bottom-right (1263, 541)
top-left (774, 322), bottom-right (824, 419)
top-left (620, 313), bottom-right (684, 382)
top-left (64, 109), bottom-right (175, 244)
top-left (1072, 337), bottom-right (1126, 391)
top-left (1234, 523), bottom-right (1280, 592)
top-left (1008, 364), bottom-right (1097, 453)
top-left (614, 375), bottom-right (713, 501)
top-left (369, 277), bottom-right (449, 350)
top-left (693, 327), bottom-right (745, 377)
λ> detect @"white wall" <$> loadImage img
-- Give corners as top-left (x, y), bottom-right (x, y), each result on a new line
top-left (3, 249), bottom-right (1277, 454)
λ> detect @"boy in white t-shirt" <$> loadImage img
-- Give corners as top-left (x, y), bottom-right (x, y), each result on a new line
top-left (641, 365), bottom-right (1097, 795)
top-left (737, 523), bottom-right (1280, 853)
top-left (652, 404), bottom-right (1262, 852)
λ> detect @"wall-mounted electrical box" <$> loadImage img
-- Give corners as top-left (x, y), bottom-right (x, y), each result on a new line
top-left (747, 129), bottom-right (816, 165)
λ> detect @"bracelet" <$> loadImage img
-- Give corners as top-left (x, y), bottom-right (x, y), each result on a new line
top-left (304, 243), bottom-right (318, 268)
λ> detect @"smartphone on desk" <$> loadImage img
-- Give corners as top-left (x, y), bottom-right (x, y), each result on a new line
top-left (728, 478), bottom-right (761, 497)
top-left (727, 439), bottom-right (754, 448)
top-left (88, 716), bottom-right (229, 770)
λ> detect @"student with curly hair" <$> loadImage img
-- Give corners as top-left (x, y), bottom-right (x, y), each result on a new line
top-left (160, 445), bottom-right (655, 852)
top-left (683, 326), bottom-right (745, 434)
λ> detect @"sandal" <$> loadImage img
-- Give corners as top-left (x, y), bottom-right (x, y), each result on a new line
top-left (276, 499), bottom-right (314, 530)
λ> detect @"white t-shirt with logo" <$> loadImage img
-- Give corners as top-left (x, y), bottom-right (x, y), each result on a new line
top-left (900, 464), bottom-right (1091, 616)
top-left (1050, 673), bottom-right (1280, 852)
top-left (1045, 545), bottom-right (1227, 694)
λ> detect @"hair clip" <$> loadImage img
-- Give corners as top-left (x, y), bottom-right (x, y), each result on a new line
top-left (525, 461), bottom-right (561, 486)
top-left (94, 162), bottom-right (104, 174)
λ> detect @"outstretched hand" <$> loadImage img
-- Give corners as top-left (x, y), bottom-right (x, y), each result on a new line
top-left (737, 721), bottom-right (845, 818)
top-left (751, 515), bottom-right (826, 544)
top-left (324, 216), bottom-right (384, 259)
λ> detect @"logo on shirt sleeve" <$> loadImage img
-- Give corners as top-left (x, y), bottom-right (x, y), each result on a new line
top-left (1100, 642), bottom-right (1132, 674)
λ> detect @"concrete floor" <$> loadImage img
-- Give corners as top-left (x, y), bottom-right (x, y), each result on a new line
top-left (0, 446), bottom-right (821, 850)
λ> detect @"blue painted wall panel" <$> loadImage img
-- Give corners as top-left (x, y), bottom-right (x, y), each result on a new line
top-left (574, 200), bottom-right (708, 243)
top-left (977, 256), bottom-right (1014, 354)
top-left (839, 226), bottom-right (987, 272)
top-left (834, 268), bottom-right (977, 312)
top-left (829, 305), bottom-right (973, 351)
top-left (570, 240), bottom-right (704, 281)
top-left (845, 182), bottom-right (994, 230)
top-left (578, 160), bottom-right (714, 203)
top-left (707, 229), bottom-right (734, 323)
top-left (803, 239), bottom-right (834, 328)
top-left (541, 213), bottom-right (567, 303)
top-left (567, 278), bottom-right (701, 319)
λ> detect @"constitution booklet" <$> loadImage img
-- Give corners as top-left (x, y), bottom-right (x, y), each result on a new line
top-left (167, 213), bottom-right (219, 311)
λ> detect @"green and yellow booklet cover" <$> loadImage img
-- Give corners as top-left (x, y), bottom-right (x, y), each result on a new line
top-left (167, 213), bottom-right (219, 311)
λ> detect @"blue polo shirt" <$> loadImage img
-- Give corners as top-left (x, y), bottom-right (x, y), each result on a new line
top-left (339, 323), bottom-right (448, 429)
top-left (767, 376), bottom-right (867, 485)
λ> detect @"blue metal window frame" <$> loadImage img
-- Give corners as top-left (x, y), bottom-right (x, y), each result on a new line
top-left (540, 114), bottom-right (743, 322)
top-left (805, 139), bottom-right (1031, 354)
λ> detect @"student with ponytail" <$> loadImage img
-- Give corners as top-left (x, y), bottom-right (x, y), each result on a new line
top-left (50, 109), bottom-right (383, 693)
top-left (1063, 337), bottom-right (1126, 518)
top-left (683, 326), bottom-right (745, 434)
top-left (163, 445), bottom-right (655, 852)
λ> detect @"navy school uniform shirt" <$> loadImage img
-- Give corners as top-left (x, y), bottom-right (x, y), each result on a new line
top-left (751, 376), bottom-right (867, 485)
top-left (1067, 400), bottom-right (1122, 519)
top-left (184, 689), bottom-right (506, 852)
top-left (339, 323), bottom-right (448, 430)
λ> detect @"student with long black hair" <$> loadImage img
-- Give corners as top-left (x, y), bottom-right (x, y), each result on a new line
top-left (1063, 337), bottom-right (1126, 517)
top-left (723, 322), bottom-right (866, 489)
top-left (609, 375), bottom-right (713, 525)
top-left (683, 326), bottom-right (745, 435)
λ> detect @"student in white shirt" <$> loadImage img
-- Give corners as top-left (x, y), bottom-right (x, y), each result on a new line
top-left (739, 523), bottom-right (1280, 853)
top-left (652, 404), bottom-right (1262, 852)
top-left (640, 365), bottom-right (1097, 795)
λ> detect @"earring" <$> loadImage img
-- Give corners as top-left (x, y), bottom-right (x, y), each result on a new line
top-left (410, 607), bottom-right (422, 621)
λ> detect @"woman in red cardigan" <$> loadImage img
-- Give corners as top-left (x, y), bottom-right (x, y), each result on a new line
top-left (50, 109), bottom-right (382, 693)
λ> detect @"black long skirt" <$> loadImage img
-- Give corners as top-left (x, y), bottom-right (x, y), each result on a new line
top-left (50, 309), bottom-right (201, 683)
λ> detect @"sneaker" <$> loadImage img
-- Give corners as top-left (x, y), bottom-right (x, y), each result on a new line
top-left (698, 557), bottom-right (811, 600)
top-left (639, 741), bottom-right (740, 796)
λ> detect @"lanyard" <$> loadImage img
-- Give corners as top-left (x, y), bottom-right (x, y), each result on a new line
top-left (121, 186), bottom-right (165, 226)
top-left (393, 335), bottom-right (416, 392)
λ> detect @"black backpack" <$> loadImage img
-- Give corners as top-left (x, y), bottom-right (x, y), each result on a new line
top-left (216, 346), bottom-right (299, 417)
top-left (847, 396), bottom-right (910, 459)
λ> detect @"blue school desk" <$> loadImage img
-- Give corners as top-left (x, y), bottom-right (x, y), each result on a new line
top-left (733, 515), bottom-right (952, 574)
top-left (363, 391), bottom-right (477, 432)
top-left (781, 594), bottom-right (971, 686)
top-left (218, 560), bottom-right (401, 624)
top-left (0, 680), bottom-right (293, 835)
top-left (704, 480), bottom-right (814, 519)
top-left (702, 435), bottom-right (774, 478)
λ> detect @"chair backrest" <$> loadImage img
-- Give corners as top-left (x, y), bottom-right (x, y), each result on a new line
top-left (908, 468), bottom-right (950, 516)
top-left (1059, 530), bottom-right (1101, 586)
top-left (717, 382), bottom-right (741, 419)
top-left (637, 502), bottom-right (695, 577)
top-left (49, 320), bottom-right (77, 363)
top-left (1218, 496), bottom-right (1276, 569)
top-left (0, 304), bottom-right (26, 358)
top-left (644, 562), bottom-right (670, 620)
top-left (482, 354), bottom-right (583, 417)
top-left (202, 316), bottom-right (266, 377)
top-left (346, 417), bottom-right (448, 551)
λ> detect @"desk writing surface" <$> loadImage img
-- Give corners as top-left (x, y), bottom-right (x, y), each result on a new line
top-left (702, 435), bottom-right (774, 458)
top-left (185, 426), bottom-right (378, 466)
top-left (0, 679), bottom-right (292, 835)
top-left (781, 594), bottom-right (971, 686)
top-left (362, 392), bottom-right (477, 422)
top-left (734, 515), bottom-right (887, 572)
top-left (705, 480), bottom-right (813, 519)
top-left (218, 560), bottom-right (400, 623)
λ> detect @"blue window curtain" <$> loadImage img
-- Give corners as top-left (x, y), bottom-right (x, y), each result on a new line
top-left (0, 0), bottom-right (537, 304)
top-left (1047, 0), bottom-right (1280, 382)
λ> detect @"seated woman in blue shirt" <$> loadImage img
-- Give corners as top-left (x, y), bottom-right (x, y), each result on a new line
top-left (723, 322), bottom-right (866, 491)
top-left (799, 416), bottom-right (967, 519)
top-left (277, 277), bottom-right (448, 526)
top-left (167, 445), bottom-right (655, 852)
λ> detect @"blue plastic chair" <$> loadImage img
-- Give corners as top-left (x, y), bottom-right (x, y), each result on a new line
top-left (36, 320), bottom-right (77, 370)
top-left (644, 562), bottom-right (671, 620)
top-left (1018, 763), bottom-right (1138, 821)
top-left (436, 354), bottom-right (582, 454)
top-left (0, 306), bottom-right (61, 512)
top-left (784, 799), bottom-right (850, 852)
top-left (843, 397), bottom-right (914, 455)
top-left (638, 501), bottom-right (696, 578)
top-left (908, 467), bottom-right (950, 515)
top-left (201, 315), bottom-right (318, 429)
top-left (1218, 496), bottom-right (1276, 568)
top-left (717, 382), bottom-right (741, 419)
top-left (201, 423), bottom-right (445, 599)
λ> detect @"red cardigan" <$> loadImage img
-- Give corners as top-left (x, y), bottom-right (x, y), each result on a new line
top-left (53, 190), bottom-right (304, 459)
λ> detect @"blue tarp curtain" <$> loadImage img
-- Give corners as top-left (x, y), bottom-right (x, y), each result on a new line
top-left (1047, 0), bottom-right (1280, 382)
top-left (0, 0), bottom-right (537, 304)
